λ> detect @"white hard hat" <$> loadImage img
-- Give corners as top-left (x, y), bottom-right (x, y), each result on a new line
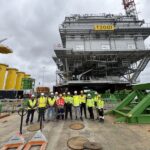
top-left (95, 91), bottom-right (98, 94)
top-left (67, 92), bottom-right (70, 95)
top-left (41, 93), bottom-right (44, 96)
top-left (31, 94), bottom-right (35, 97)
top-left (74, 91), bottom-right (77, 94)
top-left (87, 93), bottom-right (91, 97)
top-left (51, 92), bottom-right (54, 95)
top-left (55, 92), bottom-right (58, 94)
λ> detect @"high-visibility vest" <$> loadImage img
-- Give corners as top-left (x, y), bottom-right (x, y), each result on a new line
top-left (94, 95), bottom-right (98, 102)
top-left (97, 99), bottom-right (104, 108)
top-left (79, 95), bottom-right (86, 103)
top-left (38, 97), bottom-right (47, 108)
top-left (66, 96), bottom-right (73, 104)
top-left (73, 95), bottom-right (80, 106)
top-left (48, 98), bottom-right (55, 106)
top-left (86, 98), bottom-right (94, 107)
top-left (56, 98), bottom-right (65, 106)
top-left (28, 99), bottom-right (36, 110)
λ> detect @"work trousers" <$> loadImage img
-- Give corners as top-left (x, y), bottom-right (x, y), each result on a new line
top-left (88, 107), bottom-right (94, 119)
top-left (94, 102), bottom-right (99, 119)
top-left (38, 107), bottom-right (46, 122)
top-left (65, 103), bottom-right (72, 120)
top-left (98, 108), bottom-right (104, 122)
top-left (57, 107), bottom-right (64, 120)
top-left (80, 103), bottom-right (87, 118)
top-left (47, 107), bottom-right (55, 120)
top-left (74, 106), bottom-right (81, 119)
top-left (26, 109), bottom-right (35, 124)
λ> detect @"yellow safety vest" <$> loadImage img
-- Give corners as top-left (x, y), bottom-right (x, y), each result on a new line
top-left (73, 95), bottom-right (80, 106)
top-left (38, 97), bottom-right (47, 108)
top-left (79, 95), bottom-right (86, 103)
top-left (28, 99), bottom-right (36, 110)
top-left (86, 98), bottom-right (94, 107)
top-left (48, 98), bottom-right (55, 106)
top-left (94, 95), bottom-right (99, 102)
top-left (97, 99), bottom-right (104, 108)
top-left (66, 96), bottom-right (73, 104)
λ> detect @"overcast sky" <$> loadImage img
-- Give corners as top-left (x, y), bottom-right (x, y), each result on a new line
top-left (0, 0), bottom-right (150, 89)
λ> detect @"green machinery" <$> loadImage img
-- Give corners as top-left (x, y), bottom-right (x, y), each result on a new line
top-left (102, 89), bottom-right (131, 103)
top-left (110, 83), bottom-right (150, 124)
top-left (21, 78), bottom-right (35, 90)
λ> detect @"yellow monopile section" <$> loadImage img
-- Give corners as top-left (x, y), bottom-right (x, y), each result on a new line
top-left (24, 74), bottom-right (31, 78)
top-left (0, 64), bottom-right (8, 90)
top-left (15, 72), bottom-right (25, 90)
top-left (5, 68), bottom-right (18, 90)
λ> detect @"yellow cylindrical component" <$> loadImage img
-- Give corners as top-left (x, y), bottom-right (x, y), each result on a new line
top-left (24, 74), bottom-right (31, 78)
top-left (15, 72), bottom-right (25, 90)
top-left (5, 68), bottom-right (18, 90)
top-left (0, 64), bottom-right (8, 90)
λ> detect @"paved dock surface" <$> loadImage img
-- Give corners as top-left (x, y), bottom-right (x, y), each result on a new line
top-left (0, 113), bottom-right (150, 150)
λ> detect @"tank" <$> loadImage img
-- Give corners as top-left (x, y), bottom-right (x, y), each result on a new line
top-left (15, 72), bottom-right (25, 90)
top-left (0, 64), bottom-right (8, 90)
top-left (5, 68), bottom-right (18, 90)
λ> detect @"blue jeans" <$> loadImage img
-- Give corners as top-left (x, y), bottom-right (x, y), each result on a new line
top-left (47, 107), bottom-right (55, 120)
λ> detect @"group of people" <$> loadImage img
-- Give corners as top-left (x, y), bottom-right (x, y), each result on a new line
top-left (25, 90), bottom-right (104, 125)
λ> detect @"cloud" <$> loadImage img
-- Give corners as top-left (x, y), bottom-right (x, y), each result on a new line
top-left (0, 0), bottom-right (150, 89)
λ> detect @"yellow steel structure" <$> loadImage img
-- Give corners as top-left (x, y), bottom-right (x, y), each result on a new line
top-left (0, 64), bottom-right (8, 90)
top-left (5, 68), bottom-right (18, 90)
top-left (24, 74), bottom-right (31, 78)
top-left (15, 72), bottom-right (25, 90)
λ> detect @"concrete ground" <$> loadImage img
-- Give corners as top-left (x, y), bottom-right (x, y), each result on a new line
top-left (0, 112), bottom-right (150, 150)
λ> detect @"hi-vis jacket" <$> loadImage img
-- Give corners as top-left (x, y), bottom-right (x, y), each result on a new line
top-left (48, 98), bottom-right (56, 106)
top-left (97, 98), bottom-right (104, 109)
top-left (38, 97), bottom-right (47, 108)
top-left (28, 99), bottom-right (36, 110)
top-left (78, 95), bottom-right (86, 103)
top-left (73, 95), bottom-right (80, 107)
top-left (86, 98), bottom-right (94, 107)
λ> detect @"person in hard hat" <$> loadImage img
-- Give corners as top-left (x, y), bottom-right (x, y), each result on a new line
top-left (62, 92), bottom-right (67, 113)
top-left (86, 93), bottom-right (94, 120)
top-left (26, 94), bottom-right (37, 125)
top-left (54, 91), bottom-right (59, 100)
top-left (73, 91), bottom-right (82, 120)
top-left (47, 93), bottom-right (56, 121)
top-left (79, 90), bottom-right (87, 119)
top-left (97, 94), bottom-right (104, 122)
top-left (65, 92), bottom-right (73, 120)
top-left (94, 91), bottom-right (99, 120)
top-left (37, 93), bottom-right (47, 122)
top-left (56, 94), bottom-right (65, 120)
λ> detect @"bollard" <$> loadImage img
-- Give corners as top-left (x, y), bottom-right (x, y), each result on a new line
top-left (18, 108), bottom-right (27, 134)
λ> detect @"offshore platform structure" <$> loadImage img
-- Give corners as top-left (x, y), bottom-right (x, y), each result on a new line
top-left (53, 0), bottom-right (150, 92)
